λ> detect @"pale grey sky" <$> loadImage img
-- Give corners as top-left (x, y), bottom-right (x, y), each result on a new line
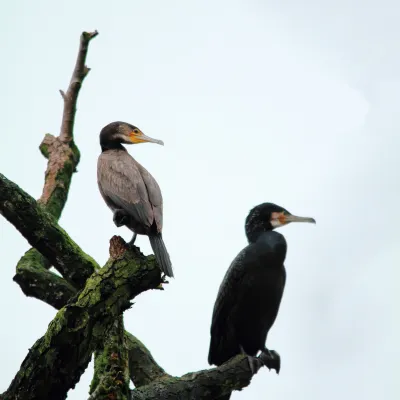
top-left (1, 1), bottom-right (399, 399)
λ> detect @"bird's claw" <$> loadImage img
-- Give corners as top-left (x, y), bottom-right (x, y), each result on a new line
top-left (247, 355), bottom-right (264, 375)
top-left (155, 274), bottom-right (169, 290)
top-left (113, 209), bottom-right (129, 227)
top-left (259, 348), bottom-right (281, 374)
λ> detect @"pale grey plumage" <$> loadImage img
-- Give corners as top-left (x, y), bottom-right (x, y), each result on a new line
top-left (97, 121), bottom-right (173, 277)
top-left (98, 150), bottom-right (162, 234)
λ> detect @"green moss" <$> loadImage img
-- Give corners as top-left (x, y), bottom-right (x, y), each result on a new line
top-left (70, 140), bottom-right (81, 164)
top-left (39, 137), bottom-right (51, 158)
top-left (90, 317), bottom-right (130, 399)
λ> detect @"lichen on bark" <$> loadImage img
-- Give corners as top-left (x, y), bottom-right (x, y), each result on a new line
top-left (90, 317), bottom-right (130, 400)
top-left (3, 238), bottom-right (162, 400)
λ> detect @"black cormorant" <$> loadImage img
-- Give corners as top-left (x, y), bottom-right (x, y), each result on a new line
top-left (97, 121), bottom-right (173, 278)
top-left (208, 203), bottom-right (315, 394)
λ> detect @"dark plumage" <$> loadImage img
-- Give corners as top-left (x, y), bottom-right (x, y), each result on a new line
top-left (208, 202), bottom-right (315, 387)
top-left (97, 121), bottom-right (173, 277)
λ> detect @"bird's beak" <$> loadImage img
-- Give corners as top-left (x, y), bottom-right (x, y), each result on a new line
top-left (271, 212), bottom-right (316, 228)
top-left (284, 214), bottom-right (316, 224)
top-left (129, 130), bottom-right (164, 145)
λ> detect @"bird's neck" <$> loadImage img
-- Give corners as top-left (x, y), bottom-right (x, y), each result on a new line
top-left (100, 142), bottom-right (127, 152)
top-left (245, 221), bottom-right (272, 244)
top-left (254, 231), bottom-right (287, 263)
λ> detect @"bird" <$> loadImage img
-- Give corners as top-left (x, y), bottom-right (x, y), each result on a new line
top-left (97, 121), bottom-right (173, 278)
top-left (208, 202), bottom-right (315, 398)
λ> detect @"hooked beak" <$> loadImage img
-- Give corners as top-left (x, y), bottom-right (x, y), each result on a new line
top-left (129, 130), bottom-right (164, 145)
top-left (284, 214), bottom-right (316, 224)
top-left (271, 212), bottom-right (316, 228)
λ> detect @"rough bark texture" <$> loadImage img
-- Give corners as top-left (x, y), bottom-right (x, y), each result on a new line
top-left (3, 237), bottom-right (162, 400)
top-left (11, 253), bottom-right (164, 387)
top-left (12, 255), bottom-right (168, 394)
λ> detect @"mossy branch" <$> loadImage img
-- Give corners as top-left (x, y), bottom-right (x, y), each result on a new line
top-left (0, 172), bottom-right (99, 286)
top-left (2, 237), bottom-right (162, 400)
top-left (130, 355), bottom-right (259, 400)
top-left (89, 316), bottom-right (130, 400)
top-left (11, 254), bottom-right (167, 391)
top-left (14, 248), bottom-right (77, 309)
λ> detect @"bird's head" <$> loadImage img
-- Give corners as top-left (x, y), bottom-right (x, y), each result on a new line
top-left (100, 121), bottom-right (164, 150)
top-left (245, 202), bottom-right (316, 242)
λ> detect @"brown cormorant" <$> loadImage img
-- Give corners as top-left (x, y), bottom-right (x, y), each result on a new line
top-left (208, 203), bottom-right (315, 395)
top-left (97, 121), bottom-right (173, 277)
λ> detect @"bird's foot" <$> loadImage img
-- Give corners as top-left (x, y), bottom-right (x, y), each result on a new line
top-left (113, 209), bottom-right (129, 227)
top-left (247, 355), bottom-right (264, 375)
top-left (155, 274), bottom-right (169, 290)
top-left (259, 348), bottom-right (281, 374)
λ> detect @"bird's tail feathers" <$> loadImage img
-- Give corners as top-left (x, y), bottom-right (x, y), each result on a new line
top-left (149, 234), bottom-right (174, 278)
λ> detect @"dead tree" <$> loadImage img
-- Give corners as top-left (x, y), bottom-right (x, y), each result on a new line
top-left (0, 31), bottom-right (264, 400)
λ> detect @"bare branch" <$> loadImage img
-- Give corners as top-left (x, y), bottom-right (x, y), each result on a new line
top-left (59, 30), bottom-right (98, 143)
top-left (0, 172), bottom-right (99, 286)
top-left (2, 237), bottom-right (162, 400)
top-left (38, 30), bottom-right (97, 217)
top-left (130, 355), bottom-right (260, 400)
top-left (15, 31), bottom-right (98, 296)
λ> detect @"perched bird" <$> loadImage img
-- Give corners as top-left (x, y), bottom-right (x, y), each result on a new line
top-left (97, 121), bottom-right (173, 278)
top-left (208, 203), bottom-right (315, 396)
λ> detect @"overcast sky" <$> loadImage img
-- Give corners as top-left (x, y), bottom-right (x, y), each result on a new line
top-left (1, 1), bottom-right (399, 399)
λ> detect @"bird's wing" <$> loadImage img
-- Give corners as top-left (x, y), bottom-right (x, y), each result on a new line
top-left (209, 242), bottom-right (287, 364)
top-left (97, 151), bottom-right (153, 229)
top-left (234, 256), bottom-right (286, 353)
top-left (136, 161), bottom-right (163, 232)
top-left (208, 246), bottom-right (250, 365)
